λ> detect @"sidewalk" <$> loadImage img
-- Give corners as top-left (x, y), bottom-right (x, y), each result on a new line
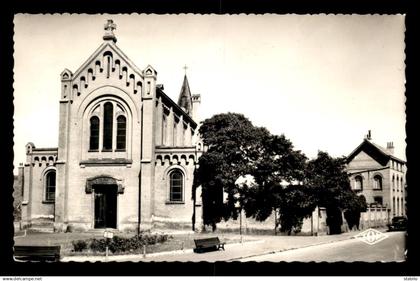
top-left (62, 228), bottom-right (384, 262)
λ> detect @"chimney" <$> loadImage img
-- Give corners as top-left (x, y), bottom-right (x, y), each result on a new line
top-left (386, 141), bottom-right (394, 155)
top-left (192, 94), bottom-right (201, 122)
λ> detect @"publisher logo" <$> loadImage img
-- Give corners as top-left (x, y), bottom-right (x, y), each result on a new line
top-left (354, 228), bottom-right (388, 245)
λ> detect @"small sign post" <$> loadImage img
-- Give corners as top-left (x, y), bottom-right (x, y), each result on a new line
top-left (103, 230), bottom-right (114, 261)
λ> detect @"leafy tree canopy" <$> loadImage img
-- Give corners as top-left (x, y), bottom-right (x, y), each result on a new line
top-left (305, 151), bottom-right (367, 233)
top-left (197, 113), bottom-right (309, 229)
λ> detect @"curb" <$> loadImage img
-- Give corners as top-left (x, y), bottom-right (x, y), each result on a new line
top-left (227, 229), bottom-right (386, 262)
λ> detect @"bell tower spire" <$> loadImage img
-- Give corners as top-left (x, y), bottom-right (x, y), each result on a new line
top-left (178, 66), bottom-right (193, 115)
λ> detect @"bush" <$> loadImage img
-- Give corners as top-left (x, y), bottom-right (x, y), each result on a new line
top-left (90, 238), bottom-right (108, 252)
top-left (71, 233), bottom-right (171, 253)
top-left (72, 240), bottom-right (88, 252)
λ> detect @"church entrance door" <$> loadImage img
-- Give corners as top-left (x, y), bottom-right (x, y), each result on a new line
top-left (94, 185), bottom-right (117, 229)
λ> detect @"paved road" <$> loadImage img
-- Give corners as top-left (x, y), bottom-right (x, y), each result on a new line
top-left (238, 231), bottom-right (406, 262)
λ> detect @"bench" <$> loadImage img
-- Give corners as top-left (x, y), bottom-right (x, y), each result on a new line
top-left (194, 237), bottom-right (225, 253)
top-left (14, 245), bottom-right (61, 262)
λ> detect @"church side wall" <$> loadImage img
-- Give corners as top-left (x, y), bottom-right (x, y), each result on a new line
top-left (153, 156), bottom-right (196, 230)
top-left (21, 156), bottom-right (56, 228)
top-left (27, 160), bottom-right (55, 222)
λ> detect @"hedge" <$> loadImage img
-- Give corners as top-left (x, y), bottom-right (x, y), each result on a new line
top-left (72, 232), bottom-right (169, 253)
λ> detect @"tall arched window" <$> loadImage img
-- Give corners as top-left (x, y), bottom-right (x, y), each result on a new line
top-left (373, 175), bottom-right (382, 190)
top-left (45, 171), bottom-right (56, 202)
top-left (87, 99), bottom-right (129, 154)
top-left (392, 175), bottom-right (395, 191)
top-left (354, 176), bottom-right (363, 191)
top-left (162, 114), bottom-right (167, 145)
top-left (89, 116), bottom-right (100, 150)
top-left (116, 115), bottom-right (126, 150)
top-left (173, 121), bottom-right (178, 146)
top-left (103, 102), bottom-right (113, 150)
top-left (169, 170), bottom-right (183, 202)
top-left (392, 197), bottom-right (396, 216)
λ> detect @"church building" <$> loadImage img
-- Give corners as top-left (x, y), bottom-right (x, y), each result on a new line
top-left (18, 20), bottom-right (203, 233)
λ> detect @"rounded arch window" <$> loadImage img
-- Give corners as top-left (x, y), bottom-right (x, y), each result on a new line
top-left (354, 175), bottom-right (363, 191)
top-left (45, 170), bottom-right (56, 202)
top-left (169, 170), bottom-right (184, 202)
top-left (116, 115), bottom-right (126, 150)
top-left (86, 99), bottom-right (129, 153)
top-left (103, 102), bottom-right (113, 150)
top-left (89, 116), bottom-right (100, 150)
top-left (373, 175), bottom-right (382, 190)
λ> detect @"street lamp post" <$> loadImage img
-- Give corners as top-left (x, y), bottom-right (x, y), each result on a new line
top-left (239, 206), bottom-right (243, 243)
top-left (317, 206), bottom-right (320, 236)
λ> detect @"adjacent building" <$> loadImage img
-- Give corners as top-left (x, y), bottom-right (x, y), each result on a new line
top-left (17, 20), bottom-right (203, 233)
top-left (346, 131), bottom-right (406, 217)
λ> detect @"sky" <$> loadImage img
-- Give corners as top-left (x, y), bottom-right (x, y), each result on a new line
top-left (13, 14), bottom-right (406, 174)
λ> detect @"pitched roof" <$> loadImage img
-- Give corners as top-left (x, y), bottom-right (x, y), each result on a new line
top-left (72, 41), bottom-right (144, 81)
top-left (156, 87), bottom-right (197, 129)
top-left (177, 75), bottom-right (193, 115)
top-left (346, 138), bottom-right (405, 166)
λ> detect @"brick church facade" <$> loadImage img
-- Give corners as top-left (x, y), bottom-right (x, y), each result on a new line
top-left (18, 20), bottom-right (203, 232)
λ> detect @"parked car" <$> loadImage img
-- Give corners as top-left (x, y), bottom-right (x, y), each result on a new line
top-left (387, 216), bottom-right (407, 231)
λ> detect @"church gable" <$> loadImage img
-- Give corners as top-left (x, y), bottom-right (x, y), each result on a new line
top-left (69, 43), bottom-right (144, 99)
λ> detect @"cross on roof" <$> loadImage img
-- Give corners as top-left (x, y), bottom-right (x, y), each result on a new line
top-left (103, 19), bottom-right (117, 43)
top-left (104, 19), bottom-right (117, 32)
top-left (183, 65), bottom-right (188, 75)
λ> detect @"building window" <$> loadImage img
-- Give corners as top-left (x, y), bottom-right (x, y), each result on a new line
top-left (373, 196), bottom-right (383, 206)
top-left (88, 100), bottom-right (128, 153)
top-left (373, 175), bottom-right (382, 190)
top-left (169, 170), bottom-right (183, 202)
top-left (116, 115), bottom-right (126, 150)
top-left (392, 175), bottom-right (395, 191)
top-left (173, 120), bottom-right (178, 146)
top-left (89, 116), bottom-right (100, 150)
top-left (162, 114), bottom-right (167, 145)
top-left (400, 178), bottom-right (404, 193)
top-left (392, 197), bottom-right (396, 216)
top-left (45, 171), bottom-right (56, 202)
top-left (354, 176), bottom-right (363, 191)
top-left (103, 102), bottom-right (113, 150)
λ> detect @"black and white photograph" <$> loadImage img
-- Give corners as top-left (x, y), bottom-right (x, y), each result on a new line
top-left (11, 14), bottom-right (407, 266)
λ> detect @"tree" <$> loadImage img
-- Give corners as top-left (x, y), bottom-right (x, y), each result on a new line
top-left (305, 151), bottom-right (363, 234)
top-left (343, 194), bottom-right (367, 230)
top-left (196, 113), bottom-right (270, 230)
top-left (243, 134), bottom-right (311, 234)
top-left (277, 184), bottom-right (317, 235)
